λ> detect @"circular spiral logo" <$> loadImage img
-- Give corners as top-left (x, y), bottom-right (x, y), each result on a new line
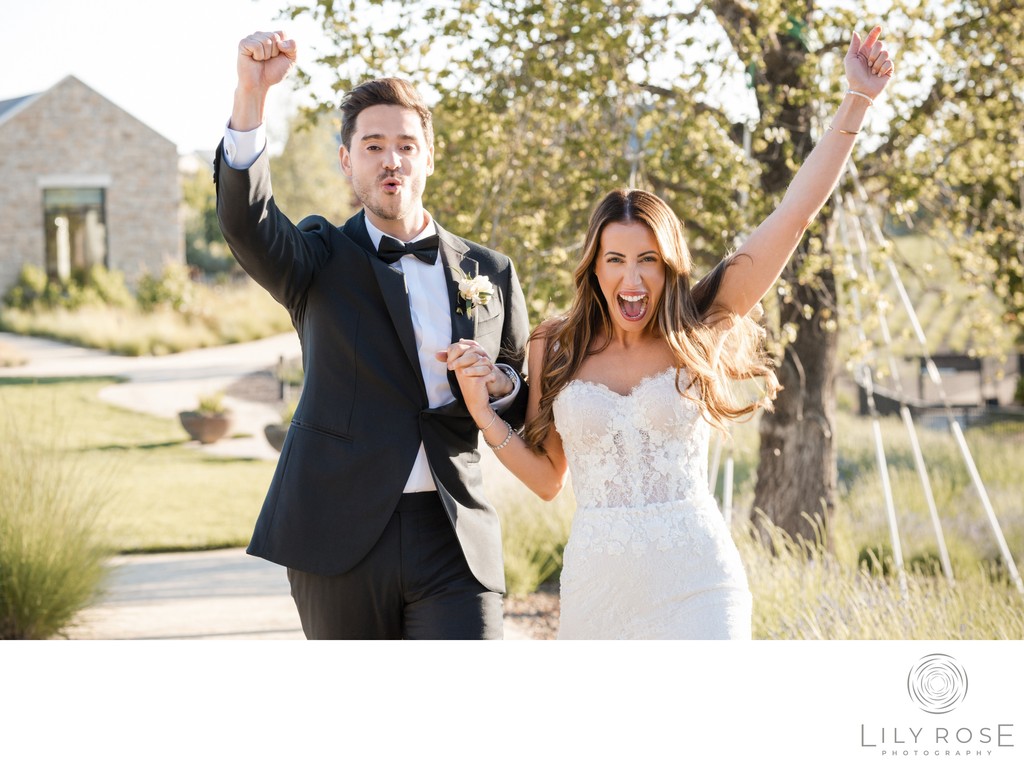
top-left (907, 654), bottom-right (968, 714)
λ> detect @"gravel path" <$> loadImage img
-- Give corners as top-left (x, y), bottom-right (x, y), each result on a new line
top-left (503, 584), bottom-right (560, 640)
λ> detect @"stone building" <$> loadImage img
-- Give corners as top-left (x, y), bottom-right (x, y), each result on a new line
top-left (0, 75), bottom-right (183, 296)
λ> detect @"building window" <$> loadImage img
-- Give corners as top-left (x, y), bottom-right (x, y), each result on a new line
top-left (42, 188), bottom-right (108, 281)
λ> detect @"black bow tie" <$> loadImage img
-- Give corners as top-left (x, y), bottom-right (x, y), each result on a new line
top-left (376, 234), bottom-right (440, 265)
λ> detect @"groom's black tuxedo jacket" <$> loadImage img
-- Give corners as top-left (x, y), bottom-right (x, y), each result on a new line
top-left (214, 145), bottom-right (530, 593)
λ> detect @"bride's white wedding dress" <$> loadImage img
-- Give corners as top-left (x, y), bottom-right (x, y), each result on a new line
top-left (553, 368), bottom-right (752, 639)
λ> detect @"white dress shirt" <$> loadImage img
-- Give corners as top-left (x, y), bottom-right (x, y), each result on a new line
top-left (223, 123), bottom-right (520, 493)
top-left (362, 214), bottom-right (460, 492)
top-left (222, 122), bottom-right (266, 169)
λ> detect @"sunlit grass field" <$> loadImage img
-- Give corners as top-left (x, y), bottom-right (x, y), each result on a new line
top-left (710, 408), bottom-right (1024, 573)
top-left (700, 408), bottom-right (1022, 639)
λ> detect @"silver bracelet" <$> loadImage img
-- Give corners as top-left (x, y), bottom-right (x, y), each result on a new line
top-left (485, 420), bottom-right (514, 451)
top-left (479, 410), bottom-right (498, 432)
top-left (846, 89), bottom-right (874, 106)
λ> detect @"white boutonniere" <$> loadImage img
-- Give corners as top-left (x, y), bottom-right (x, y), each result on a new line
top-left (456, 272), bottom-right (493, 317)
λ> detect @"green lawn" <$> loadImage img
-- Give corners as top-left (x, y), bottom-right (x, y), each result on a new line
top-left (0, 377), bottom-right (275, 552)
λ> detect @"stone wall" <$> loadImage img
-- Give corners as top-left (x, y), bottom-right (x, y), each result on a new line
top-left (0, 75), bottom-right (183, 296)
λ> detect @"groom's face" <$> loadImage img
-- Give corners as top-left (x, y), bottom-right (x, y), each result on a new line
top-left (339, 104), bottom-right (435, 226)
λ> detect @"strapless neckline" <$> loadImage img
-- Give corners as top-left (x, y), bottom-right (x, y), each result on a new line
top-left (565, 367), bottom-right (676, 399)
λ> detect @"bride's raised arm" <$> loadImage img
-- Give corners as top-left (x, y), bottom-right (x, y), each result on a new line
top-left (710, 25), bottom-right (895, 319)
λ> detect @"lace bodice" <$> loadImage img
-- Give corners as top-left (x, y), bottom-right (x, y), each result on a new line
top-left (552, 367), bottom-right (751, 638)
top-left (552, 368), bottom-right (713, 511)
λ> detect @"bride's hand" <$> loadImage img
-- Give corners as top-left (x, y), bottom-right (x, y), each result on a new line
top-left (436, 341), bottom-right (496, 424)
top-left (845, 26), bottom-right (895, 99)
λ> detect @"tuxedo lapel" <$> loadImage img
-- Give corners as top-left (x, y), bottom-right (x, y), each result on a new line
top-left (343, 212), bottom-right (425, 398)
top-left (438, 225), bottom-right (481, 405)
top-left (438, 226), bottom-right (478, 343)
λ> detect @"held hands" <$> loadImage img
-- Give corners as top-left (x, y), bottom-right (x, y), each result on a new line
top-left (435, 340), bottom-right (510, 423)
top-left (845, 26), bottom-right (895, 100)
top-left (237, 30), bottom-right (296, 94)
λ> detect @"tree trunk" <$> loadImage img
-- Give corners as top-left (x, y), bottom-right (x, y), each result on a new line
top-left (753, 262), bottom-right (839, 547)
top-left (740, 22), bottom-right (840, 547)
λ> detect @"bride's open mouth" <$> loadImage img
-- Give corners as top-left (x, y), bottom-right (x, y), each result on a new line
top-left (616, 291), bottom-right (649, 322)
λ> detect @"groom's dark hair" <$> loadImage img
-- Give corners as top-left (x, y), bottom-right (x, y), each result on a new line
top-left (339, 78), bottom-right (434, 150)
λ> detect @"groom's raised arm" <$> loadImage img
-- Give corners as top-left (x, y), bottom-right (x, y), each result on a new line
top-left (216, 31), bottom-right (329, 311)
top-left (231, 30), bottom-right (295, 132)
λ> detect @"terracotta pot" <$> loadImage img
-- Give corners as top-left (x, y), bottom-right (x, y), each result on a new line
top-left (179, 411), bottom-right (233, 444)
top-left (264, 422), bottom-right (289, 452)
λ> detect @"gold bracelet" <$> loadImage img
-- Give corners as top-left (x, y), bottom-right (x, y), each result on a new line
top-left (485, 420), bottom-right (515, 451)
top-left (828, 124), bottom-right (859, 136)
top-left (846, 89), bottom-right (874, 106)
top-left (479, 410), bottom-right (498, 432)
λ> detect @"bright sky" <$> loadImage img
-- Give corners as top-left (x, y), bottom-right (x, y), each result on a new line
top-left (4, 0), bottom-right (328, 155)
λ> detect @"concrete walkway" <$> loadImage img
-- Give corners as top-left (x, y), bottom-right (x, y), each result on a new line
top-left (65, 548), bottom-right (304, 640)
top-left (1, 331), bottom-right (530, 640)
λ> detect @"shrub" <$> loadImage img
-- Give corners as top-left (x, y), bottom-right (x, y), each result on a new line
top-left (3, 264), bottom-right (49, 309)
top-left (197, 391), bottom-right (229, 415)
top-left (0, 277), bottom-right (291, 356)
top-left (496, 482), bottom-right (575, 596)
top-left (136, 262), bottom-right (195, 313)
top-left (187, 241), bottom-right (238, 277)
top-left (81, 264), bottom-right (135, 309)
top-left (0, 413), bottom-right (113, 639)
top-left (2, 264), bottom-right (134, 312)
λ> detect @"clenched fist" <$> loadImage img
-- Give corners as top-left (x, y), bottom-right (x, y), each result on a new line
top-left (237, 30), bottom-right (296, 94)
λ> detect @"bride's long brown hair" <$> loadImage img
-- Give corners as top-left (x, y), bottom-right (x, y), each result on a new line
top-left (524, 188), bottom-right (781, 452)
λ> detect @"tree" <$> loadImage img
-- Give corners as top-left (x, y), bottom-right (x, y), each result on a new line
top-left (280, 0), bottom-right (1023, 543)
top-left (874, 0), bottom-right (1024, 347)
top-left (180, 110), bottom-right (356, 277)
top-left (181, 157), bottom-right (235, 275)
top-left (269, 109), bottom-right (358, 224)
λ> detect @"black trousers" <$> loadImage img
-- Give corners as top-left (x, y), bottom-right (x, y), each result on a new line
top-left (287, 492), bottom-right (504, 639)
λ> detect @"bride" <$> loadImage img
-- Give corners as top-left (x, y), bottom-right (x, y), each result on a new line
top-left (444, 27), bottom-right (894, 638)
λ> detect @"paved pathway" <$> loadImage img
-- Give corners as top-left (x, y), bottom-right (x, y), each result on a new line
top-left (1, 331), bottom-right (529, 639)
top-left (65, 548), bottom-right (305, 640)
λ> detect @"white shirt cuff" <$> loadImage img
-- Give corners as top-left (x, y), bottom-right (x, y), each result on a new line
top-left (223, 122), bottom-right (267, 170)
top-left (489, 364), bottom-right (521, 413)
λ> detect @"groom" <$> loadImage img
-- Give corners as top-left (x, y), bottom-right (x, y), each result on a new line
top-left (216, 31), bottom-right (530, 639)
